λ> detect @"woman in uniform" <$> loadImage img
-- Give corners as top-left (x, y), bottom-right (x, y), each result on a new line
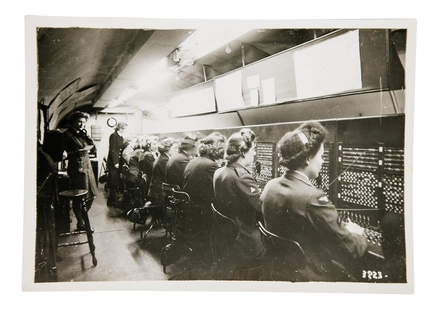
top-left (147, 137), bottom-right (178, 205)
top-left (213, 128), bottom-right (265, 267)
top-left (261, 121), bottom-right (368, 282)
top-left (183, 131), bottom-right (226, 237)
top-left (107, 122), bottom-right (127, 207)
top-left (164, 132), bottom-right (202, 190)
top-left (62, 111), bottom-right (98, 230)
top-left (139, 135), bottom-right (159, 199)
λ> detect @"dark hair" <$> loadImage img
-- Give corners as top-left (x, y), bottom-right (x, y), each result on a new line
top-left (278, 121), bottom-right (328, 170)
top-left (142, 135), bottom-right (158, 151)
top-left (198, 131), bottom-right (226, 160)
top-left (129, 149), bottom-right (144, 165)
top-left (158, 137), bottom-right (177, 154)
top-left (179, 132), bottom-right (203, 152)
top-left (225, 128), bottom-right (256, 163)
top-left (68, 111), bottom-right (89, 125)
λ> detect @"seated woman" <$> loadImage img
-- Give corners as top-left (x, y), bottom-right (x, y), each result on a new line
top-left (147, 137), bottom-right (178, 205)
top-left (122, 149), bottom-right (145, 189)
top-left (139, 135), bottom-right (159, 199)
top-left (120, 148), bottom-right (146, 211)
top-left (261, 121), bottom-right (368, 282)
top-left (121, 136), bottom-right (139, 170)
top-left (164, 132), bottom-right (203, 189)
top-left (213, 128), bottom-right (265, 267)
top-left (183, 131), bottom-right (226, 236)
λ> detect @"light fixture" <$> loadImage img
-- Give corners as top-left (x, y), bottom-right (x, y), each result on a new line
top-left (172, 49), bottom-right (181, 62)
top-left (180, 58), bottom-right (195, 67)
top-left (225, 43), bottom-right (232, 54)
top-left (106, 27), bottom-right (252, 110)
top-left (178, 26), bottom-right (251, 62)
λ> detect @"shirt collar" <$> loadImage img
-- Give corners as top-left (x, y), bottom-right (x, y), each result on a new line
top-left (293, 170), bottom-right (309, 181)
top-left (285, 170), bottom-right (312, 186)
top-left (236, 161), bottom-right (247, 169)
top-left (233, 161), bottom-right (251, 173)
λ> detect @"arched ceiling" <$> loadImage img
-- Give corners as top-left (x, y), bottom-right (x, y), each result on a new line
top-left (37, 27), bottom-right (338, 128)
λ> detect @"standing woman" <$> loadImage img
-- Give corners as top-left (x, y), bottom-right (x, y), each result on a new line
top-left (213, 128), bottom-right (265, 265)
top-left (62, 111), bottom-right (98, 230)
top-left (107, 122), bottom-right (127, 207)
top-left (261, 121), bottom-right (368, 282)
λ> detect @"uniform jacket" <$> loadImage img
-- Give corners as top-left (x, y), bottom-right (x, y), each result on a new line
top-left (213, 161), bottom-right (265, 261)
top-left (261, 170), bottom-right (369, 282)
top-left (164, 151), bottom-right (191, 189)
top-left (183, 156), bottom-right (219, 233)
top-left (107, 131), bottom-right (124, 168)
top-left (183, 156), bottom-right (219, 207)
top-left (139, 150), bottom-right (155, 193)
top-left (148, 153), bottom-right (170, 204)
top-left (62, 127), bottom-right (98, 202)
top-left (107, 131), bottom-right (124, 189)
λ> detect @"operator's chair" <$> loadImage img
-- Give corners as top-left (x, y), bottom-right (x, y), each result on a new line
top-left (210, 203), bottom-right (239, 279)
top-left (57, 189), bottom-right (97, 266)
top-left (120, 171), bottom-right (145, 214)
top-left (160, 188), bottom-right (194, 279)
top-left (257, 221), bottom-right (306, 282)
top-left (161, 183), bottom-right (180, 238)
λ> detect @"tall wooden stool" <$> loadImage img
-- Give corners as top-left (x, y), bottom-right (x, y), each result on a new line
top-left (58, 189), bottom-right (97, 266)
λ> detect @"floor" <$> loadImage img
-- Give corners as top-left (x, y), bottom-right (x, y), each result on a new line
top-left (55, 183), bottom-right (201, 282)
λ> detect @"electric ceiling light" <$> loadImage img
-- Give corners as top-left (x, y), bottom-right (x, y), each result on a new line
top-left (178, 26), bottom-right (251, 62)
top-left (225, 43), bottom-right (232, 54)
top-left (106, 27), bottom-right (251, 109)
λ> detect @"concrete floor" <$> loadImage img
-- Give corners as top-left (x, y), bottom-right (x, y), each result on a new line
top-left (55, 184), bottom-right (193, 282)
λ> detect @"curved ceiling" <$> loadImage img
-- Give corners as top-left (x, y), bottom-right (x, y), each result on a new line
top-left (37, 27), bottom-right (337, 128)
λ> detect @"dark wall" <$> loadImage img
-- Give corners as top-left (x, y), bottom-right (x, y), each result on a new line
top-left (158, 114), bottom-right (405, 150)
top-left (336, 115), bottom-right (405, 147)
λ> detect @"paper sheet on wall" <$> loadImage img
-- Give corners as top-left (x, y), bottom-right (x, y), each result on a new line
top-left (250, 89), bottom-right (259, 106)
top-left (262, 77), bottom-right (276, 105)
top-left (215, 70), bottom-right (245, 111)
top-left (293, 30), bottom-right (362, 99)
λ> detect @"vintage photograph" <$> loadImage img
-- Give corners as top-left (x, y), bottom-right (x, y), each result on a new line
top-left (24, 16), bottom-right (415, 293)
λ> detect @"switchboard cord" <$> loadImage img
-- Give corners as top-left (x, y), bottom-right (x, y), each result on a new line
top-left (328, 150), bottom-right (366, 187)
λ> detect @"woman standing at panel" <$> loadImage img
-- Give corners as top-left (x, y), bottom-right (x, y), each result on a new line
top-left (261, 121), bottom-right (368, 282)
top-left (183, 132), bottom-right (226, 236)
top-left (62, 111), bottom-right (98, 230)
top-left (107, 122), bottom-right (127, 207)
top-left (213, 128), bottom-right (265, 268)
top-left (147, 137), bottom-right (178, 205)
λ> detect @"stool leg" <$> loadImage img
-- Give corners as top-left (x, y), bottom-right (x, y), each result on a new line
top-left (82, 198), bottom-right (97, 266)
